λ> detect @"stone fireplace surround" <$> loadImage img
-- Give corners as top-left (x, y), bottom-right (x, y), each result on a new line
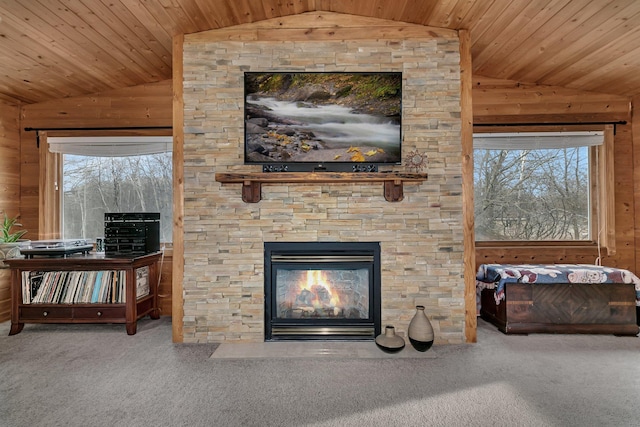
top-left (181, 13), bottom-right (465, 344)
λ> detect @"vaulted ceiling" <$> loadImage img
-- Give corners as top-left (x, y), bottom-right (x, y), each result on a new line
top-left (1, 0), bottom-right (639, 105)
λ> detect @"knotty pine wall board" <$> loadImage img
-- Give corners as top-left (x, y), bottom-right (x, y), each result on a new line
top-left (0, 103), bottom-right (20, 322)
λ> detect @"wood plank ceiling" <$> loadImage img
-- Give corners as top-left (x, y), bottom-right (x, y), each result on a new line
top-left (0, 0), bottom-right (639, 105)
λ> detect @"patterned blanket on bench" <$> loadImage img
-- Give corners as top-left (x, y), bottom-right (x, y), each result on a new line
top-left (476, 263), bottom-right (640, 307)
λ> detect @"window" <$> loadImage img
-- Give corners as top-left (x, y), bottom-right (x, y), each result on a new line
top-left (44, 136), bottom-right (173, 243)
top-left (473, 129), bottom-right (615, 251)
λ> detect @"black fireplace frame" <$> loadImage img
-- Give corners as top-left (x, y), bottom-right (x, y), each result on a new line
top-left (264, 241), bottom-right (382, 341)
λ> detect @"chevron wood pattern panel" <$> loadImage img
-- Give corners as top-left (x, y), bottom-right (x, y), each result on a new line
top-left (481, 283), bottom-right (638, 335)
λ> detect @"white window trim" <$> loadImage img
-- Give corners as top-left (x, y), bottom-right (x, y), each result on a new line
top-left (473, 131), bottom-right (603, 150)
top-left (47, 136), bottom-right (173, 156)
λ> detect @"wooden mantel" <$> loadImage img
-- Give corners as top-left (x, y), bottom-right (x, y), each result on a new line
top-left (215, 172), bottom-right (428, 203)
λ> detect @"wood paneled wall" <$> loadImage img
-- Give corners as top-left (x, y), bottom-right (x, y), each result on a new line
top-left (633, 96), bottom-right (640, 275)
top-left (472, 76), bottom-right (631, 124)
top-left (0, 103), bottom-right (21, 322)
top-left (0, 104), bottom-right (21, 211)
top-left (473, 76), bottom-right (636, 272)
top-left (157, 249), bottom-right (173, 316)
top-left (20, 80), bottom-right (173, 129)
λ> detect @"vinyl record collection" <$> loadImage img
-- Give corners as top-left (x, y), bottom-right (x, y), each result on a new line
top-left (21, 266), bottom-right (150, 304)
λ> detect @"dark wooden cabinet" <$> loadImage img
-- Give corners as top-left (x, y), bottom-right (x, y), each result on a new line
top-left (5, 252), bottom-right (162, 335)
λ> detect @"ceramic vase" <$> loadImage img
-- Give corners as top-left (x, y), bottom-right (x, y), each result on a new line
top-left (408, 305), bottom-right (434, 352)
top-left (375, 325), bottom-right (405, 353)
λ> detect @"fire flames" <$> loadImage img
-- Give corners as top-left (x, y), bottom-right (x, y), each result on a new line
top-left (291, 270), bottom-right (342, 316)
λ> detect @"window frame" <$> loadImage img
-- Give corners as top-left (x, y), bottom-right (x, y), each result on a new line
top-left (40, 131), bottom-right (174, 247)
top-left (472, 125), bottom-right (615, 255)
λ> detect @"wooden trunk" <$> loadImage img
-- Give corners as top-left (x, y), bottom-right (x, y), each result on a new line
top-left (480, 283), bottom-right (639, 335)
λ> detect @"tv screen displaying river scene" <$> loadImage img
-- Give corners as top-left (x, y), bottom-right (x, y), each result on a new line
top-left (244, 72), bottom-right (402, 170)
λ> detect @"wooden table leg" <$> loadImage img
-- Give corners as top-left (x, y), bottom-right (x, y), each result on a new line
top-left (9, 323), bottom-right (24, 335)
top-left (126, 322), bottom-right (137, 335)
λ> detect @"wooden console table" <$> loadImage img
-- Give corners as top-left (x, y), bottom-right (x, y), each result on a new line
top-left (215, 172), bottom-right (428, 203)
top-left (5, 252), bottom-right (162, 336)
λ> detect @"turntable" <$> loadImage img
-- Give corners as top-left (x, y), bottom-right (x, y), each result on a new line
top-left (20, 239), bottom-right (94, 258)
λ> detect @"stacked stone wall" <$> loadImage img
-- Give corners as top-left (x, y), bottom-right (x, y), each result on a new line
top-left (182, 20), bottom-right (464, 343)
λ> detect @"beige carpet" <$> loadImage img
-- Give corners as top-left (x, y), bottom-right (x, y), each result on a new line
top-left (2, 317), bottom-right (640, 427)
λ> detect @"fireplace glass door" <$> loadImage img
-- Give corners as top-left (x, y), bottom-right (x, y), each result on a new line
top-left (276, 264), bottom-right (371, 317)
top-left (265, 242), bottom-right (381, 340)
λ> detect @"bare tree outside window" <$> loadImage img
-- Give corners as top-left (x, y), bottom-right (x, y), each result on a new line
top-left (63, 153), bottom-right (173, 242)
top-left (474, 146), bottom-right (589, 241)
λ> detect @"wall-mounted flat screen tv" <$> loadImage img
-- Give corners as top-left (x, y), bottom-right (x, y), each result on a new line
top-left (244, 72), bottom-right (402, 172)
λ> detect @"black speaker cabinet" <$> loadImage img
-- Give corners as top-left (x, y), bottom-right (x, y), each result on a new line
top-left (104, 213), bottom-right (160, 256)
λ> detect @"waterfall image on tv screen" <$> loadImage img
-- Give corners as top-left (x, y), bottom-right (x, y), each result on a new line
top-left (244, 72), bottom-right (402, 168)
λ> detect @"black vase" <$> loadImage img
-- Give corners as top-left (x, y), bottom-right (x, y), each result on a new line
top-left (408, 305), bottom-right (434, 352)
top-left (375, 325), bottom-right (405, 353)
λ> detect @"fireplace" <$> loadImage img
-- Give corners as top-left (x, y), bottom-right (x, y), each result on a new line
top-left (264, 242), bottom-right (381, 341)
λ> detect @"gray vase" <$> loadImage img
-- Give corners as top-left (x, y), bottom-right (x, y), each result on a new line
top-left (375, 325), bottom-right (405, 353)
top-left (408, 305), bottom-right (434, 352)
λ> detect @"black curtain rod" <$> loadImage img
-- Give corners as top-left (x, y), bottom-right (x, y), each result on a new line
top-left (474, 121), bottom-right (627, 127)
top-left (24, 126), bottom-right (173, 148)
top-left (24, 126), bottom-right (172, 131)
